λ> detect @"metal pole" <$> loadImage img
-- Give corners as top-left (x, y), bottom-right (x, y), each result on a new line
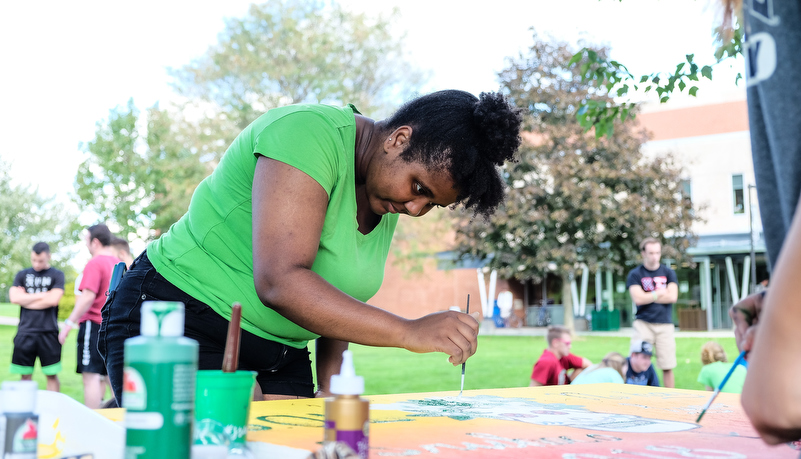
top-left (748, 184), bottom-right (757, 294)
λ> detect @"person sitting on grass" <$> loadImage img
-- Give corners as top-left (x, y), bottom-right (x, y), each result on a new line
top-left (626, 341), bottom-right (660, 387)
top-left (571, 351), bottom-right (627, 385)
top-left (530, 325), bottom-right (591, 386)
top-left (697, 341), bottom-right (746, 393)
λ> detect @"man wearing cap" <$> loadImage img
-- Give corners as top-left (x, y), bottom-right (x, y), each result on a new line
top-left (626, 237), bottom-right (678, 388)
top-left (626, 341), bottom-right (660, 387)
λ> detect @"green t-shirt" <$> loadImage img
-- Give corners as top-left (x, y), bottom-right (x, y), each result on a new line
top-left (697, 361), bottom-right (746, 393)
top-left (147, 104), bottom-right (399, 348)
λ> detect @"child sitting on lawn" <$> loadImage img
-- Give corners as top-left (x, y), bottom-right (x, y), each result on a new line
top-left (571, 352), bottom-right (627, 385)
top-left (697, 341), bottom-right (746, 393)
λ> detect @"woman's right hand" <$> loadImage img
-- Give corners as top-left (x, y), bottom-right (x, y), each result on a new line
top-left (728, 291), bottom-right (766, 355)
top-left (403, 311), bottom-right (479, 365)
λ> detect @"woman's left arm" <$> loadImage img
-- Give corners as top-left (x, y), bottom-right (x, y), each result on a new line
top-left (741, 199), bottom-right (801, 444)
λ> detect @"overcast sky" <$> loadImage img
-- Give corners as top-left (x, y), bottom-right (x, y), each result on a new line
top-left (0, 0), bottom-right (743, 208)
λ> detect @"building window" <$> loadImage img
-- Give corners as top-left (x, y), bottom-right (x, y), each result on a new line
top-left (680, 179), bottom-right (692, 203)
top-left (732, 174), bottom-right (744, 214)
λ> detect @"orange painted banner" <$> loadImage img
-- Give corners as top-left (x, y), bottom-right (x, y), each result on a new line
top-left (246, 385), bottom-right (799, 458)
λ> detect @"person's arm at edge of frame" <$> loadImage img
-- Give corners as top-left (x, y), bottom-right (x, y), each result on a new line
top-left (8, 286), bottom-right (46, 307)
top-left (58, 288), bottom-right (97, 344)
top-left (20, 288), bottom-right (64, 310)
top-left (741, 200), bottom-right (801, 445)
top-left (251, 157), bottom-right (478, 367)
top-left (315, 337), bottom-right (348, 397)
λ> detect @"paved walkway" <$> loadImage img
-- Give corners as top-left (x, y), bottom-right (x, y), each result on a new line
top-left (478, 321), bottom-right (735, 338)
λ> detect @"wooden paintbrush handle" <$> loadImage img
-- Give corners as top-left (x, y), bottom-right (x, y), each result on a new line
top-left (222, 302), bottom-right (243, 373)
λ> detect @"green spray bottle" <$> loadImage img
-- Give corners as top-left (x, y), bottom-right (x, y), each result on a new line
top-left (124, 301), bottom-right (199, 459)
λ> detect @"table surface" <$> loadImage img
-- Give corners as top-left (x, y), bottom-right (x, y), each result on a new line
top-left (239, 384), bottom-right (798, 458)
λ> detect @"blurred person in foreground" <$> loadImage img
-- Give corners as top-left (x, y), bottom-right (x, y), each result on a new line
top-left (530, 325), bottom-right (591, 386)
top-left (722, 0), bottom-right (801, 445)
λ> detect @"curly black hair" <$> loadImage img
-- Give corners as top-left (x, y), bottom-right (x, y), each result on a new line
top-left (382, 90), bottom-right (522, 218)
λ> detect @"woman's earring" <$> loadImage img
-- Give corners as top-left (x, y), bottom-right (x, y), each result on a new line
top-left (388, 137), bottom-right (392, 141)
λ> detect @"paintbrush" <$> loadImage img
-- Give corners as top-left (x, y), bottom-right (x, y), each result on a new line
top-left (696, 350), bottom-right (748, 423)
top-left (459, 294), bottom-right (470, 398)
top-left (222, 302), bottom-right (243, 373)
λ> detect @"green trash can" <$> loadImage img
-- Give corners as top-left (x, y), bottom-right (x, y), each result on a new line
top-left (591, 306), bottom-right (621, 331)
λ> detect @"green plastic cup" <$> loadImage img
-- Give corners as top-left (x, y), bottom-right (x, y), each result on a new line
top-left (194, 370), bottom-right (256, 448)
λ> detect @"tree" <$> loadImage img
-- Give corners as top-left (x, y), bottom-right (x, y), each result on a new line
top-left (571, 3), bottom-right (743, 137)
top-left (77, 0), bottom-right (425, 239)
top-left (169, 0), bottom-right (425, 163)
top-left (0, 160), bottom-right (81, 301)
top-left (74, 100), bottom-right (208, 241)
top-left (452, 35), bottom-right (698, 329)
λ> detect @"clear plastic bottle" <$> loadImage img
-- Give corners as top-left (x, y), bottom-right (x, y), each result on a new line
top-left (0, 380), bottom-right (38, 459)
top-left (124, 301), bottom-right (199, 459)
top-left (324, 350), bottom-right (369, 458)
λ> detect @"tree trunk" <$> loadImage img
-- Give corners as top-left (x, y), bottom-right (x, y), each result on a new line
top-left (561, 273), bottom-right (574, 333)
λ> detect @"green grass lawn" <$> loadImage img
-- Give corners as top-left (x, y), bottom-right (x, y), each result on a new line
top-left (0, 315), bottom-right (738, 403)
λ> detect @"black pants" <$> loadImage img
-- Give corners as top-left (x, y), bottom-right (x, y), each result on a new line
top-left (99, 251), bottom-right (314, 406)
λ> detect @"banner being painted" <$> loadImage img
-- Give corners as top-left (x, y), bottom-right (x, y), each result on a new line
top-left (246, 385), bottom-right (798, 458)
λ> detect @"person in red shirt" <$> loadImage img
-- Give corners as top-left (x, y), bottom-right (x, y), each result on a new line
top-left (58, 224), bottom-right (121, 408)
top-left (530, 325), bottom-right (591, 386)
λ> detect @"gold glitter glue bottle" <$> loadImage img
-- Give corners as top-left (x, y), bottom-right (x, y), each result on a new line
top-left (324, 350), bottom-right (369, 458)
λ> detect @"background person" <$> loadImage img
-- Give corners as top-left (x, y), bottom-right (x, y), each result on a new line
top-left (100, 90), bottom-right (523, 406)
top-left (59, 224), bottom-right (121, 408)
top-left (697, 341), bottom-right (745, 393)
top-left (626, 341), bottom-right (660, 387)
top-left (626, 237), bottom-right (678, 387)
top-left (111, 236), bottom-right (134, 268)
top-left (571, 351), bottom-right (627, 385)
top-left (530, 325), bottom-right (591, 386)
top-left (8, 242), bottom-right (65, 392)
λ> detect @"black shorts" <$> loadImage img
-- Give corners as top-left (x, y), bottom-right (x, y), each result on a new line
top-left (11, 332), bottom-right (62, 375)
top-left (100, 251), bottom-right (314, 406)
top-left (77, 321), bottom-right (107, 375)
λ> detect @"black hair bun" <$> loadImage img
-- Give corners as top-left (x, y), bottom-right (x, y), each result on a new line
top-left (473, 92), bottom-right (523, 166)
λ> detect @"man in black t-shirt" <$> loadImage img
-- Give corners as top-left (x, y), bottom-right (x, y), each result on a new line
top-left (626, 237), bottom-right (678, 388)
top-left (8, 242), bottom-right (66, 392)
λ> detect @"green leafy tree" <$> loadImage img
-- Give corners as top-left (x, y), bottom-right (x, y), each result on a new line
top-left (452, 36), bottom-right (698, 329)
top-left (0, 160), bottom-right (81, 301)
top-left (74, 100), bottom-right (208, 240)
top-left (169, 0), bottom-right (425, 163)
top-left (77, 0), bottom-right (424, 238)
top-left (571, 3), bottom-right (743, 137)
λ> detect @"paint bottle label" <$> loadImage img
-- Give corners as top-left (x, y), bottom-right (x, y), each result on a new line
top-left (124, 360), bottom-right (196, 458)
top-left (335, 422), bottom-right (369, 458)
top-left (1, 413), bottom-right (38, 459)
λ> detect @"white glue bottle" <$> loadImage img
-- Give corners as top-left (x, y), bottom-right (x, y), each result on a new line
top-left (324, 350), bottom-right (369, 458)
top-left (0, 380), bottom-right (38, 458)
